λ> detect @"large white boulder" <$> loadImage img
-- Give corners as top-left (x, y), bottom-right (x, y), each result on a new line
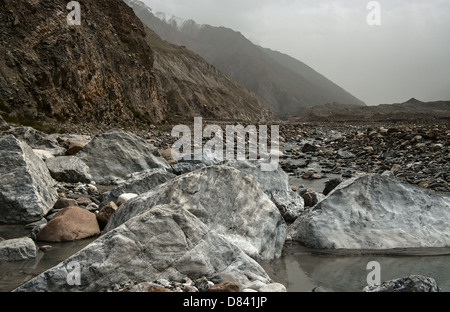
top-left (105, 165), bottom-right (287, 261)
top-left (0, 135), bottom-right (58, 224)
top-left (14, 204), bottom-right (272, 292)
top-left (76, 129), bottom-right (171, 184)
top-left (289, 173), bottom-right (450, 249)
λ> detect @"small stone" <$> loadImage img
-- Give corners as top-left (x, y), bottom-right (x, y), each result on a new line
top-left (302, 170), bottom-right (315, 179)
top-left (194, 277), bottom-right (211, 292)
top-left (87, 184), bottom-right (98, 195)
top-left (85, 203), bottom-right (99, 212)
top-left (156, 279), bottom-right (171, 288)
top-left (148, 285), bottom-right (169, 292)
top-left (391, 164), bottom-right (402, 173)
top-left (182, 285), bottom-right (199, 292)
top-left (259, 283), bottom-right (287, 292)
top-left (209, 281), bottom-right (241, 292)
top-left (323, 179), bottom-right (342, 196)
top-left (209, 273), bottom-right (238, 285)
top-left (117, 193), bottom-right (138, 206)
top-left (65, 141), bottom-right (86, 156)
top-left (97, 202), bottom-right (118, 227)
top-left (302, 193), bottom-right (313, 207)
top-left (54, 198), bottom-right (78, 209)
top-left (302, 143), bottom-right (317, 153)
top-left (76, 197), bottom-right (92, 207)
top-left (39, 245), bottom-right (53, 252)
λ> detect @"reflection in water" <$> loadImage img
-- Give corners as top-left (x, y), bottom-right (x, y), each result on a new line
top-left (260, 244), bottom-right (450, 292)
top-left (0, 234), bottom-right (97, 292)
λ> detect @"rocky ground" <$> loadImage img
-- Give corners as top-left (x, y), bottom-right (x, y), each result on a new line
top-left (0, 116), bottom-right (449, 292)
top-left (278, 120), bottom-right (450, 194)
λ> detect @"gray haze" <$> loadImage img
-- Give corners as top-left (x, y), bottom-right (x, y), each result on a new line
top-left (142, 0), bottom-right (450, 106)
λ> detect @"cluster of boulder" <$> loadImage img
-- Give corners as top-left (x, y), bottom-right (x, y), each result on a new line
top-left (1, 124), bottom-right (449, 292)
top-left (279, 122), bottom-right (450, 193)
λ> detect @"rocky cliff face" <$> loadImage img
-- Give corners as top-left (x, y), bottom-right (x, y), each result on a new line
top-left (144, 28), bottom-right (271, 123)
top-left (0, 0), bottom-right (268, 132)
top-left (0, 0), bottom-right (170, 129)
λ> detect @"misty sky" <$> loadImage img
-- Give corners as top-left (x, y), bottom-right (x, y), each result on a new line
top-left (141, 0), bottom-right (450, 106)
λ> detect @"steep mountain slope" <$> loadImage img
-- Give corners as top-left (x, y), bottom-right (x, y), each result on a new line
top-left (144, 27), bottom-right (271, 122)
top-left (125, 0), bottom-right (366, 116)
top-left (0, 0), bottom-right (269, 133)
top-left (0, 0), bottom-right (168, 129)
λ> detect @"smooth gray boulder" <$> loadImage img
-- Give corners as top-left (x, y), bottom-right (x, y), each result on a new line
top-left (2, 127), bottom-right (65, 156)
top-left (0, 237), bottom-right (37, 262)
top-left (289, 173), bottom-right (450, 249)
top-left (363, 275), bottom-right (441, 292)
top-left (45, 156), bottom-right (92, 183)
top-left (14, 204), bottom-right (272, 292)
top-left (77, 129), bottom-right (171, 184)
top-left (105, 165), bottom-right (287, 261)
top-left (99, 169), bottom-right (176, 207)
top-left (0, 135), bottom-right (58, 224)
top-left (221, 160), bottom-right (305, 222)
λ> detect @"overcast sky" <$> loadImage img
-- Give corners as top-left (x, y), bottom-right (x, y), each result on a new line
top-left (141, 0), bottom-right (450, 106)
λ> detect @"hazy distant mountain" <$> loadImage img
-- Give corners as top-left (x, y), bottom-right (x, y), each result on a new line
top-left (125, 0), bottom-right (366, 116)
